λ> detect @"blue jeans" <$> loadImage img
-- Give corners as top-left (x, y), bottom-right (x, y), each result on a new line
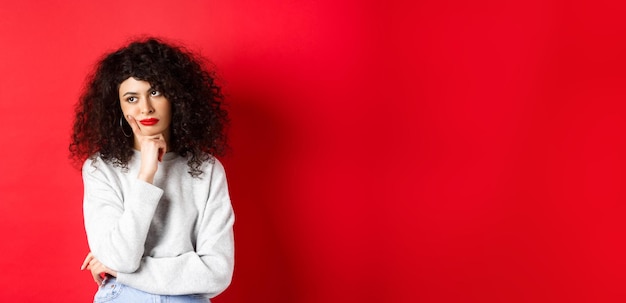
top-left (94, 277), bottom-right (211, 303)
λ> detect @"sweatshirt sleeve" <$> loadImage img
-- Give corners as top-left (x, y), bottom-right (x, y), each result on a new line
top-left (83, 159), bottom-right (164, 273)
top-left (116, 160), bottom-right (235, 296)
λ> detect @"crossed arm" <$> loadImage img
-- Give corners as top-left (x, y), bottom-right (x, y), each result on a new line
top-left (81, 115), bottom-right (165, 286)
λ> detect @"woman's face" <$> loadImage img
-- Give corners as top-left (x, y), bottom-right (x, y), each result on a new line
top-left (119, 77), bottom-right (172, 142)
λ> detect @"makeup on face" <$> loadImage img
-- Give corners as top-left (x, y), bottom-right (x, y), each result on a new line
top-left (119, 77), bottom-right (172, 139)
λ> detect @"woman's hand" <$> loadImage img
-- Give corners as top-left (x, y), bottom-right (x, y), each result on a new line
top-left (127, 115), bottom-right (167, 184)
top-left (81, 252), bottom-right (117, 286)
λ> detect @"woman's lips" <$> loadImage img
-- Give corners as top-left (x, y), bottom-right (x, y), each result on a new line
top-left (139, 118), bottom-right (159, 126)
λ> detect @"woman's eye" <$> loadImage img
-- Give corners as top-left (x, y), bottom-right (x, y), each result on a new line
top-left (151, 90), bottom-right (161, 96)
top-left (127, 96), bottom-right (137, 103)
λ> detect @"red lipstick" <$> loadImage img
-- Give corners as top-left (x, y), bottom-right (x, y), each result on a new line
top-left (140, 118), bottom-right (159, 126)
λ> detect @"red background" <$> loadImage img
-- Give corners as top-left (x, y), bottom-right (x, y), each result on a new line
top-left (1, 0), bottom-right (626, 302)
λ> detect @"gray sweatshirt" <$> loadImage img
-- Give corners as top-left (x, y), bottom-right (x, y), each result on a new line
top-left (83, 150), bottom-right (234, 296)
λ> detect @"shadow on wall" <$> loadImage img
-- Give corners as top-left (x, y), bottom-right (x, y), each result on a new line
top-left (219, 91), bottom-right (302, 303)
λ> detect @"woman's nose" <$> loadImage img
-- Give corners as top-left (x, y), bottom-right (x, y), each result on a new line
top-left (140, 99), bottom-right (155, 114)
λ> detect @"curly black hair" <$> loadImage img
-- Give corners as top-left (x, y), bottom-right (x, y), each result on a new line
top-left (70, 37), bottom-right (228, 177)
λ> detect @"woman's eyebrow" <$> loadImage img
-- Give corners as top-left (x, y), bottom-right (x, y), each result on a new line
top-left (122, 91), bottom-right (138, 96)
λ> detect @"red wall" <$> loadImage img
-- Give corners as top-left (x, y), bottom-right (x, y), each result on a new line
top-left (1, 1), bottom-right (626, 302)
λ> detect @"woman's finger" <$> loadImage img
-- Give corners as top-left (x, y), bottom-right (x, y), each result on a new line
top-left (157, 134), bottom-right (167, 161)
top-left (126, 115), bottom-right (142, 136)
top-left (88, 257), bottom-right (98, 268)
top-left (89, 260), bottom-right (105, 286)
top-left (81, 252), bottom-right (93, 270)
top-left (92, 269), bottom-right (103, 286)
top-left (143, 135), bottom-right (167, 162)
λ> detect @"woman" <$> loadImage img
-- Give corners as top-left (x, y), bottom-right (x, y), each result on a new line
top-left (70, 37), bottom-right (234, 302)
